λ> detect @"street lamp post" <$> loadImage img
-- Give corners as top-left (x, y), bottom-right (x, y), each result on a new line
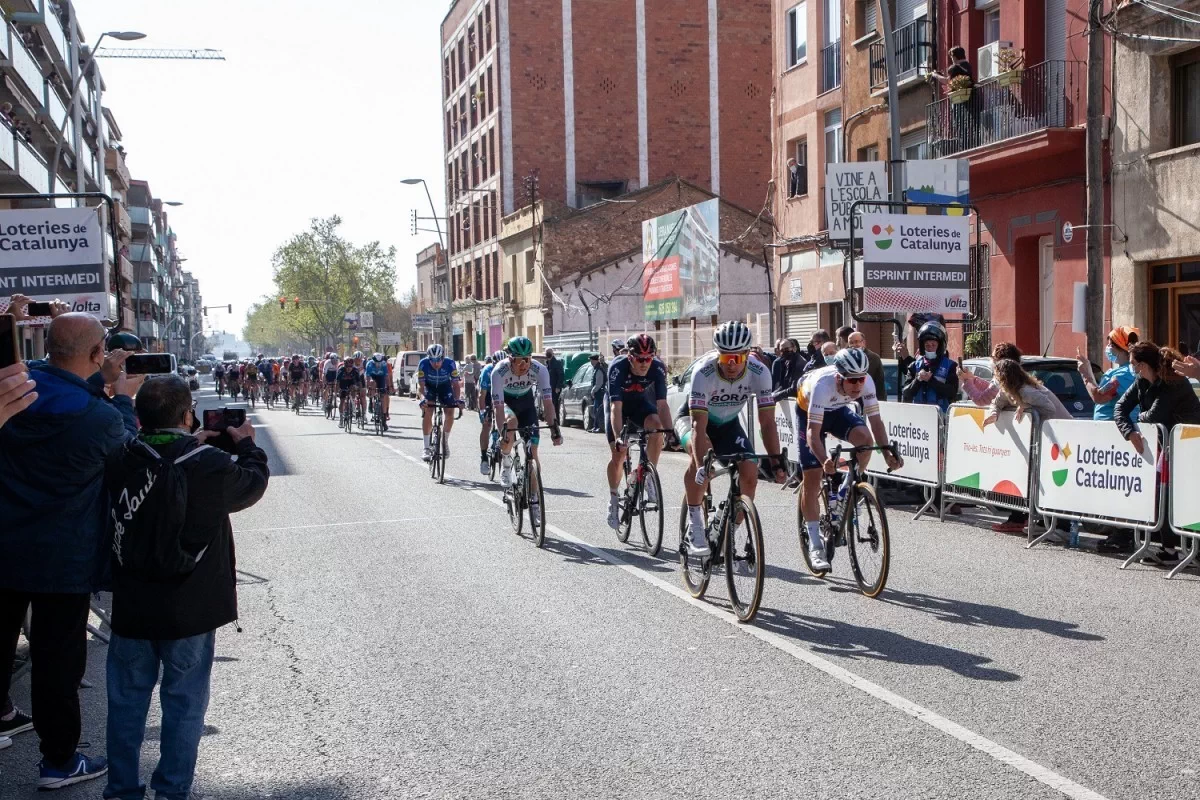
top-left (400, 178), bottom-right (444, 249)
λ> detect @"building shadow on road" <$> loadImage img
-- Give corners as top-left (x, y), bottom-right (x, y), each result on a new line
top-left (877, 589), bottom-right (1105, 641)
top-left (198, 780), bottom-right (358, 799)
top-left (754, 607), bottom-right (1021, 682)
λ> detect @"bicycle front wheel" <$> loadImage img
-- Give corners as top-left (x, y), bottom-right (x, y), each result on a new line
top-left (616, 465), bottom-right (633, 544)
top-left (798, 481), bottom-right (832, 578)
top-left (846, 482), bottom-right (890, 597)
top-left (528, 459), bottom-right (546, 548)
top-left (724, 495), bottom-right (765, 623)
top-left (638, 462), bottom-right (664, 557)
top-left (678, 496), bottom-right (710, 599)
top-left (508, 453), bottom-right (525, 535)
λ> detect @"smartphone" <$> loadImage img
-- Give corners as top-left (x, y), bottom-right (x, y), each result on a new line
top-left (0, 314), bottom-right (19, 369)
top-left (26, 301), bottom-right (54, 316)
top-left (203, 408), bottom-right (246, 432)
top-left (125, 353), bottom-right (177, 375)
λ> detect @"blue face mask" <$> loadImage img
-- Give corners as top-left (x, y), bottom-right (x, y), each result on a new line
top-left (825, 354), bottom-right (838, 365)
top-left (1105, 346), bottom-right (1118, 364)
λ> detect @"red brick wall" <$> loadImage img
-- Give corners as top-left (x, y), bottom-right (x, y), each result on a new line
top-left (508, 1), bottom-right (568, 212)
top-left (717, 0), bottom-right (772, 213)
top-left (571, 0), bottom-right (640, 190)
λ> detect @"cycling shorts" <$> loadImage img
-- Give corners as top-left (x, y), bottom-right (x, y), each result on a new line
top-left (795, 405), bottom-right (867, 471)
top-left (673, 415), bottom-right (754, 464)
top-left (324, 370), bottom-right (337, 384)
top-left (605, 399), bottom-right (656, 444)
top-left (368, 373), bottom-right (388, 391)
top-left (424, 387), bottom-right (455, 408)
top-left (502, 393), bottom-right (540, 446)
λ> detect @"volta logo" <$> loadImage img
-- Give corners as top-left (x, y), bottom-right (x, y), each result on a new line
top-left (1049, 442), bottom-right (1072, 487)
top-left (871, 224), bottom-right (895, 250)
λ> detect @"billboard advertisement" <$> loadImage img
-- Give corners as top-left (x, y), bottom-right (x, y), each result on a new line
top-left (861, 212), bottom-right (970, 314)
top-left (903, 159), bottom-right (969, 215)
top-left (0, 207), bottom-right (107, 318)
top-left (642, 198), bottom-right (719, 321)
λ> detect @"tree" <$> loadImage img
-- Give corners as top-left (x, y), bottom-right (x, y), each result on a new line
top-left (271, 216), bottom-right (398, 351)
top-left (243, 297), bottom-right (312, 355)
top-left (375, 286), bottom-right (420, 350)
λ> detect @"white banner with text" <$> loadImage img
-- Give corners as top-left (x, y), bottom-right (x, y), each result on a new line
top-left (1170, 425), bottom-right (1200, 535)
top-left (1036, 419), bottom-right (1160, 524)
top-left (944, 405), bottom-right (1033, 499)
top-left (0, 207), bottom-right (106, 317)
top-left (866, 401), bottom-right (941, 485)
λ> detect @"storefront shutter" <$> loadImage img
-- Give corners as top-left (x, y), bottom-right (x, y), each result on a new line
top-left (784, 305), bottom-right (819, 343)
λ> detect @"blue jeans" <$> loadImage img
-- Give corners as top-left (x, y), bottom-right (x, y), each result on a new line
top-left (104, 631), bottom-right (215, 800)
top-left (592, 392), bottom-right (605, 430)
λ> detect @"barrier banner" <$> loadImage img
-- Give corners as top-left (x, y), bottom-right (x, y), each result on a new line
top-left (0, 207), bottom-right (105, 317)
top-left (866, 401), bottom-right (941, 485)
top-left (944, 405), bottom-right (1032, 498)
top-left (1036, 420), bottom-right (1159, 524)
top-left (1170, 425), bottom-right (1200, 533)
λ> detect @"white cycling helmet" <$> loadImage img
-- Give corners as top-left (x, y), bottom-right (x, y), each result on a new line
top-left (427, 344), bottom-right (445, 360)
top-left (832, 347), bottom-right (871, 377)
top-left (713, 320), bottom-right (753, 353)
top-left (492, 350), bottom-right (505, 362)
top-left (352, 350), bottom-right (364, 360)
top-left (372, 352), bottom-right (384, 362)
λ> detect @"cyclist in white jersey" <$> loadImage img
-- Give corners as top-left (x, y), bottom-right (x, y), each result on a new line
top-left (674, 321), bottom-right (787, 556)
top-left (490, 337), bottom-right (562, 513)
top-left (795, 348), bottom-right (902, 570)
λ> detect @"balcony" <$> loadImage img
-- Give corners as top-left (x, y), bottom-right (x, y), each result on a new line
top-left (115, 202), bottom-right (131, 237)
top-left (0, 118), bottom-right (14, 173)
top-left (105, 147), bottom-right (131, 189)
top-left (136, 319), bottom-right (160, 340)
top-left (821, 40), bottom-right (841, 93)
top-left (16, 138), bottom-right (48, 194)
top-left (41, 82), bottom-right (66, 133)
top-left (134, 282), bottom-right (164, 308)
top-left (927, 60), bottom-right (1084, 159)
top-left (870, 19), bottom-right (933, 91)
top-left (118, 254), bottom-right (133, 283)
top-left (4, 29), bottom-right (44, 103)
top-left (129, 205), bottom-right (152, 229)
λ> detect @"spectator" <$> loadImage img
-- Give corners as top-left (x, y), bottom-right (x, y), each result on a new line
top-left (847, 331), bottom-right (887, 402)
top-left (611, 338), bottom-right (627, 359)
top-left (0, 362), bottom-right (37, 428)
top-left (1111, 343), bottom-right (1200, 561)
top-left (0, 311), bottom-right (141, 790)
top-left (1176, 353), bottom-right (1200, 380)
top-left (104, 376), bottom-right (268, 800)
top-left (463, 354), bottom-right (479, 411)
top-left (931, 46), bottom-right (979, 151)
top-left (836, 325), bottom-right (854, 350)
top-left (546, 348), bottom-right (565, 424)
top-left (771, 337), bottom-right (805, 398)
top-left (800, 339), bottom-right (837, 380)
top-left (0, 102), bottom-right (13, 123)
top-left (786, 157), bottom-right (804, 198)
top-left (960, 341), bottom-right (1022, 408)
top-left (805, 329), bottom-right (830, 364)
top-left (588, 353), bottom-right (607, 433)
top-left (1078, 327), bottom-right (1140, 421)
top-left (901, 321), bottom-right (959, 411)
top-left (751, 344), bottom-right (775, 369)
top-left (984, 359), bottom-right (1073, 426)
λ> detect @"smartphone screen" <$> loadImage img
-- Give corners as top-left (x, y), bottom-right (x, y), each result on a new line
top-left (0, 314), bottom-right (19, 369)
top-left (224, 408), bottom-right (246, 428)
top-left (202, 409), bottom-right (225, 432)
top-left (26, 301), bottom-right (53, 316)
top-left (125, 353), bottom-right (176, 375)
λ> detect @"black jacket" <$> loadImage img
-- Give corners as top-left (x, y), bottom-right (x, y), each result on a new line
top-left (546, 356), bottom-right (565, 390)
top-left (590, 360), bottom-right (607, 397)
top-left (109, 432), bottom-right (269, 640)
top-left (771, 352), bottom-right (806, 399)
top-left (1114, 377), bottom-right (1200, 439)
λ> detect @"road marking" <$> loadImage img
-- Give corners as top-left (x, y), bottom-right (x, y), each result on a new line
top-left (367, 433), bottom-right (1110, 800)
top-left (238, 514), bottom-right (491, 533)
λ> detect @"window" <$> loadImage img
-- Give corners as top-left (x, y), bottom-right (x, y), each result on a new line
top-left (786, 3), bottom-right (807, 68)
top-left (864, 0), bottom-right (877, 35)
top-left (901, 127), bottom-right (928, 160)
top-left (788, 138), bottom-right (809, 197)
top-left (1173, 49), bottom-right (1200, 148)
top-left (858, 144), bottom-right (879, 161)
top-left (824, 109), bottom-right (843, 165)
top-left (524, 250), bottom-right (535, 283)
top-left (576, 180), bottom-right (626, 207)
top-left (984, 9), bottom-right (1000, 45)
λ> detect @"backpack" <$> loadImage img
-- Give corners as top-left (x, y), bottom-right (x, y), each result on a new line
top-left (109, 439), bottom-right (212, 582)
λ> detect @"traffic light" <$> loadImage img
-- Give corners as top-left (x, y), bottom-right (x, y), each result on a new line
top-left (294, 297), bottom-right (301, 309)
top-left (202, 307), bottom-right (207, 316)
top-left (410, 209), bottom-right (417, 236)
top-left (227, 304), bottom-right (232, 314)
top-left (279, 297), bottom-right (286, 310)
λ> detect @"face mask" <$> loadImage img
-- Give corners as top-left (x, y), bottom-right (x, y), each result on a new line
top-left (825, 354), bottom-right (838, 365)
top-left (923, 346), bottom-right (939, 358)
top-left (1105, 346), bottom-right (1118, 363)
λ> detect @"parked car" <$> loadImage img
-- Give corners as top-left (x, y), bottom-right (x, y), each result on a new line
top-left (393, 350), bottom-right (424, 396)
top-left (959, 356), bottom-right (1098, 419)
top-left (561, 357), bottom-right (601, 428)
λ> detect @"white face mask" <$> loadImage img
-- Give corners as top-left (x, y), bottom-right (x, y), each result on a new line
top-left (923, 346), bottom-right (939, 358)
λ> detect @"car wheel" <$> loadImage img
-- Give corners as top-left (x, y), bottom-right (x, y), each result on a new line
top-left (582, 401), bottom-right (592, 430)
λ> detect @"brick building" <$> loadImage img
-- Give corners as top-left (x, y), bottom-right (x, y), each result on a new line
top-left (440, 0), bottom-right (773, 359)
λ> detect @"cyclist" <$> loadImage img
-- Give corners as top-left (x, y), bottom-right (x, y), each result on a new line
top-left (226, 362), bottom-right (242, 400)
top-left (350, 351), bottom-right (368, 417)
top-left (674, 321), bottom-right (788, 557)
top-left (490, 336), bottom-right (562, 524)
top-left (212, 360), bottom-right (226, 393)
top-left (307, 356), bottom-right (320, 398)
top-left (418, 344), bottom-right (462, 461)
top-left (796, 347), bottom-right (903, 571)
top-left (244, 357), bottom-right (260, 402)
top-left (335, 356), bottom-right (362, 421)
top-left (321, 352), bottom-right (339, 407)
top-left (257, 354), bottom-right (275, 402)
top-left (365, 352), bottom-right (391, 430)
top-left (605, 333), bottom-right (671, 531)
top-left (477, 349), bottom-right (504, 474)
top-left (287, 354), bottom-right (307, 405)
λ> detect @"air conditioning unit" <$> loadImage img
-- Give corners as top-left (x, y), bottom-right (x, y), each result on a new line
top-left (976, 41), bottom-right (1012, 81)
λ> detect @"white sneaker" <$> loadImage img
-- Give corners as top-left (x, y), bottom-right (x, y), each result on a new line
top-left (607, 497), bottom-right (621, 530)
top-left (686, 518), bottom-right (710, 557)
top-left (809, 547), bottom-right (831, 571)
top-left (421, 447), bottom-right (432, 463)
top-left (479, 458), bottom-right (489, 476)
top-left (0, 734), bottom-right (10, 751)
top-left (530, 503), bottom-right (542, 527)
top-left (500, 459), bottom-right (513, 488)
top-left (645, 477), bottom-right (658, 504)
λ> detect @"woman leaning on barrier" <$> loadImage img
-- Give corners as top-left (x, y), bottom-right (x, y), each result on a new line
top-left (983, 359), bottom-right (1073, 427)
top-left (1111, 342), bottom-right (1200, 563)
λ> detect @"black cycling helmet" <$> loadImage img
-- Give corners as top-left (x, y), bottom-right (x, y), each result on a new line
top-left (627, 333), bottom-right (656, 357)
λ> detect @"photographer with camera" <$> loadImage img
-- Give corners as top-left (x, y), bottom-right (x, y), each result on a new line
top-left (103, 376), bottom-right (268, 800)
top-left (0, 309), bottom-right (141, 789)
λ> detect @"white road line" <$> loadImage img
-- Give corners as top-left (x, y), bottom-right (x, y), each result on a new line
top-left (238, 514), bottom-right (490, 533)
top-left (370, 432), bottom-right (1110, 800)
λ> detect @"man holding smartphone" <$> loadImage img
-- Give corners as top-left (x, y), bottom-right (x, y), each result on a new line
top-left (0, 306), bottom-right (142, 789)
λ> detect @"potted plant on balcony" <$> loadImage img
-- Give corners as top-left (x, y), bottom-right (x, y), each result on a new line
top-left (997, 48), bottom-right (1024, 87)
top-left (948, 74), bottom-right (973, 104)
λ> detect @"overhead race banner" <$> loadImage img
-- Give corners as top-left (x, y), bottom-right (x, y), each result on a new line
top-left (826, 162), bottom-right (887, 244)
top-left (642, 198), bottom-right (719, 321)
top-left (1170, 425), bottom-right (1200, 533)
top-left (1037, 419), bottom-right (1159, 524)
top-left (862, 212), bottom-right (970, 314)
top-left (944, 405), bottom-right (1032, 499)
top-left (866, 401), bottom-right (941, 485)
top-left (0, 207), bottom-right (106, 318)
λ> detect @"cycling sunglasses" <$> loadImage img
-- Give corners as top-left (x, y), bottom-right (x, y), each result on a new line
top-left (717, 352), bottom-right (748, 367)
top-left (842, 375), bottom-right (867, 385)
top-left (632, 354), bottom-right (654, 364)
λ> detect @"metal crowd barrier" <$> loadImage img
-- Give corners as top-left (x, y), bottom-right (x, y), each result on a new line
top-left (1167, 425), bottom-right (1200, 580)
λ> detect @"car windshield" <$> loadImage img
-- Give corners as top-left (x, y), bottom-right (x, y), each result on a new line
top-left (1030, 365), bottom-right (1094, 415)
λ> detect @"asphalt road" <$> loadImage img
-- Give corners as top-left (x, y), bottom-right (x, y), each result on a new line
top-left (3, 378), bottom-right (1198, 799)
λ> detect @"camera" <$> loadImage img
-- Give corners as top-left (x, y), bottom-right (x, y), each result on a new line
top-left (202, 408), bottom-right (246, 432)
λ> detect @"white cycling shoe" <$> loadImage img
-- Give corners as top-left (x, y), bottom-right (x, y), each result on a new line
top-left (607, 497), bottom-right (621, 531)
top-left (500, 462), bottom-right (513, 488)
top-left (644, 478), bottom-right (658, 505)
top-left (421, 447), bottom-right (433, 463)
top-left (686, 518), bottom-right (710, 557)
top-left (530, 503), bottom-right (542, 527)
top-left (808, 547), bottom-right (831, 572)
top-left (479, 458), bottom-right (489, 476)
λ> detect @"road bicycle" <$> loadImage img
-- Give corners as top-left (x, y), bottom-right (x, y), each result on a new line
top-left (339, 391), bottom-right (354, 433)
top-left (215, 378), bottom-right (225, 399)
top-left (291, 383), bottom-right (305, 414)
top-left (503, 424), bottom-right (547, 548)
top-left (677, 451), bottom-right (773, 623)
top-left (426, 402), bottom-right (462, 484)
top-left (614, 424), bottom-right (670, 557)
top-left (797, 443), bottom-right (895, 598)
top-left (324, 386), bottom-right (337, 420)
top-left (246, 381), bottom-right (258, 409)
top-left (368, 386), bottom-right (386, 435)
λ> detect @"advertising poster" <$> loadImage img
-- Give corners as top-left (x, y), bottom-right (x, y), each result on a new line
top-left (642, 198), bottom-right (719, 321)
top-left (944, 405), bottom-right (1033, 498)
top-left (866, 401), bottom-right (941, 485)
top-left (903, 159), bottom-right (970, 215)
top-left (1037, 420), bottom-right (1159, 523)
top-left (826, 162), bottom-right (887, 244)
top-left (1170, 425), bottom-right (1200, 532)
top-left (0, 207), bottom-right (106, 318)
top-left (861, 212), bottom-right (970, 314)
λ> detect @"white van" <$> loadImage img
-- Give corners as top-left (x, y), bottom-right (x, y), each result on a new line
top-left (393, 350), bottom-right (424, 396)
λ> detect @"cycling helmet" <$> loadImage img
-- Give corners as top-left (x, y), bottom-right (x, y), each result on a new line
top-left (353, 350), bottom-right (364, 360)
top-left (833, 347), bottom-right (871, 378)
top-left (372, 352), bottom-right (384, 362)
top-left (627, 333), bottom-right (656, 357)
top-left (611, 337), bottom-right (626, 356)
top-left (307, 356), bottom-right (317, 365)
top-left (713, 320), bottom-right (753, 353)
top-left (492, 350), bottom-right (506, 362)
top-left (427, 344), bottom-right (444, 360)
top-left (508, 336), bottom-right (534, 358)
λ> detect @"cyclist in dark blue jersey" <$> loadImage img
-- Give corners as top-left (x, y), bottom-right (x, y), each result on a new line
top-left (418, 344), bottom-right (462, 461)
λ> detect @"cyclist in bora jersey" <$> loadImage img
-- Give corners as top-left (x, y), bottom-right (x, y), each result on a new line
top-left (795, 347), bottom-right (902, 570)
top-left (674, 321), bottom-right (788, 556)
top-left (605, 334), bottom-right (672, 530)
top-left (364, 353), bottom-right (391, 430)
top-left (418, 344), bottom-right (462, 461)
top-left (491, 337), bottom-right (562, 523)
top-left (477, 350), bottom-right (504, 475)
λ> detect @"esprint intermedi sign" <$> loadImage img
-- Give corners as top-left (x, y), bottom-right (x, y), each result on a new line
top-left (861, 212), bottom-right (970, 315)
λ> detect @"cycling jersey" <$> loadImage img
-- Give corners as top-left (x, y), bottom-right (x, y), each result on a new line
top-left (417, 357), bottom-right (459, 391)
top-left (335, 365), bottom-right (361, 393)
top-left (288, 362), bottom-right (307, 382)
top-left (607, 355), bottom-right (668, 408)
top-left (479, 363), bottom-right (494, 393)
top-left (365, 358), bottom-right (389, 390)
top-left (322, 358), bottom-right (339, 380)
top-left (683, 352), bottom-right (775, 425)
top-left (245, 364), bottom-right (258, 379)
top-left (257, 361), bottom-right (274, 384)
top-left (490, 359), bottom-right (552, 406)
top-left (796, 365), bottom-right (880, 426)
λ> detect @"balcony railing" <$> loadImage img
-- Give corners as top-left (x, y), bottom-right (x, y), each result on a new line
top-left (0, 118), bottom-right (14, 172)
top-left (5, 30), bottom-right (43, 102)
top-left (129, 205), bottom-right (152, 228)
top-left (870, 18), bottom-right (933, 91)
top-left (821, 40), bottom-right (842, 93)
top-left (105, 148), bottom-right (131, 189)
top-left (926, 60), bottom-right (1084, 158)
top-left (16, 139), bottom-right (48, 194)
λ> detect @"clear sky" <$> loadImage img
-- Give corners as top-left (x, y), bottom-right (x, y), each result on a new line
top-left (78, 0), bottom-right (447, 337)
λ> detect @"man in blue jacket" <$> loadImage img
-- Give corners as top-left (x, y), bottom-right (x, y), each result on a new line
top-left (0, 312), bottom-right (141, 790)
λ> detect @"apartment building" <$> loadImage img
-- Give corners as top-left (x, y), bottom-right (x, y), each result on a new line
top-left (439, 0), bottom-right (772, 358)
top-left (126, 180), bottom-right (189, 355)
top-left (1110, 0), bottom-right (1200, 356)
top-left (414, 242), bottom-right (447, 350)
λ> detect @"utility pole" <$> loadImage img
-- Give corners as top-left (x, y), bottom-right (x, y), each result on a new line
top-left (1084, 0), bottom-right (1106, 365)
